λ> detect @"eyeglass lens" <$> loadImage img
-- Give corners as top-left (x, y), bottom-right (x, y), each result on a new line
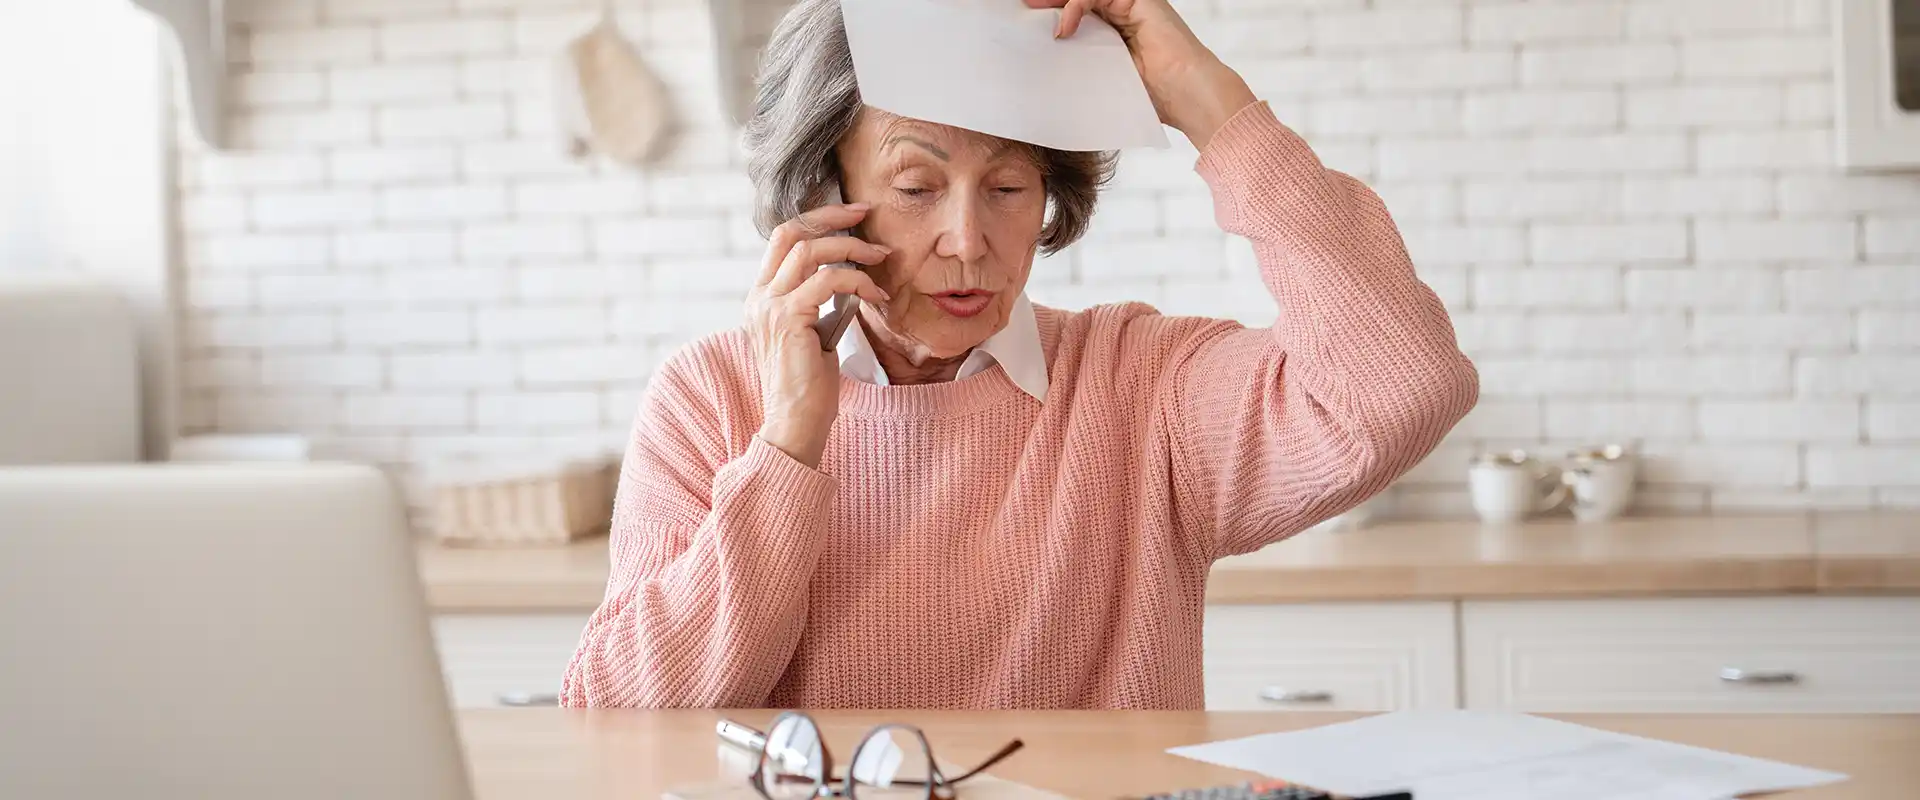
top-left (756, 714), bottom-right (827, 799)
top-left (847, 724), bottom-right (935, 799)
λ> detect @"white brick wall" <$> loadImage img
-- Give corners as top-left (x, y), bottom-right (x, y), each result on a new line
top-left (175, 0), bottom-right (1920, 519)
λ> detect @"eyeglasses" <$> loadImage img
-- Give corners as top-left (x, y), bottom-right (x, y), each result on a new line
top-left (747, 711), bottom-right (1025, 799)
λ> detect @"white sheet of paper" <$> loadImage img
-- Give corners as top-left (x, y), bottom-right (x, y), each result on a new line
top-left (839, 0), bottom-right (1169, 152)
top-left (1166, 710), bottom-right (1848, 800)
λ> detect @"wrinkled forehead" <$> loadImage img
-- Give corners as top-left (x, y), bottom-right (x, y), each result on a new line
top-left (844, 106), bottom-right (1043, 166)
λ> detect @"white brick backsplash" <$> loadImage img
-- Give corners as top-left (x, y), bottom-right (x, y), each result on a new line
top-left (233, 109), bottom-right (373, 147)
top-left (1469, 3), bottom-right (1624, 43)
top-left (196, 233), bottom-right (330, 271)
top-left (260, 353), bottom-right (382, 389)
top-left (1239, 57), bottom-right (1362, 97)
top-left (235, 70), bottom-right (326, 107)
top-left (1696, 129), bottom-right (1830, 171)
top-left (230, 0), bottom-right (320, 24)
top-left (1463, 179), bottom-right (1616, 221)
top-left (1681, 36), bottom-right (1828, 79)
top-left (1110, 148), bottom-right (1208, 192)
top-left (258, 273), bottom-right (381, 309)
top-left (475, 392), bottom-right (601, 427)
top-left (1691, 312), bottom-right (1852, 351)
top-left (1161, 192), bottom-right (1219, 232)
top-left (1638, 443), bottom-right (1800, 487)
top-left (186, 275), bottom-right (255, 311)
top-left (216, 392), bottom-right (342, 433)
top-left (1462, 89), bottom-right (1619, 132)
top-left (1619, 176), bottom-right (1774, 217)
top-left (195, 152), bottom-right (327, 188)
top-left (594, 217), bottom-right (734, 257)
top-left (519, 343), bottom-right (656, 385)
top-left (648, 258), bottom-right (758, 296)
top-left (1521, 44), bottom-right (1677, 86)
top-left (1475, 357), bottom-right (1634, 397)
top-left (1449, 312), bottom-right (1531, 353)
top-left (1796, 356), bottom-right (1920, 396)
top-left (1624, 86), bottom-right (1783, 128)
top-left (1631, 487), bottom-right (1711, 513)
top-left (1784, 267), bottom-right (1920, 309)
top-left (459, 56), bottom-right (550, 97)
top-left (344, 393), bottom-right (469, 430)
top-left (1546, 400), bottom-right (1695, 440)
top-left (1627, 0), bottom-right (1791, 36)
top-left (380, 18), bottom-right (510, 59)
top-left (252, 189), bottom-right (378, 230)
top-left (1400, 225), bottom-right (1527, 266)
top-left (1474, 267), bottom-right (1621, 309)
top-left (647, 171), bottom-right (757, 212)
top-left (1367, 183), bottom-right (1458, 223)
top-left (1532, 313), bottom-right (1688, 353)
top-left (181, 193), bottom-right (250, 233)
top-left (382, 184), bottom-right (509, 223)
top-left (329, 63), bottom-right (460, 103)
top-left (1863, 215), bottom-right (1920, 257)
top-left (1807, 447), bottom-right (1920, 487)
top-left (476, 305), bottom-right (609, 345)
top-left (512, 11), bottom-right (601, 52)
top-left (1526, 133), bottom-right (1689, 175)
top-left (462, 220), bottom-right (588, 259)
top-left (518, 263), bottom-right (619, 300)
top-left (461, 140), bottom-right (589, 179)
top-left (339, 309), bottom-right (473, 347)
top-left (1378, 139), bottom-right (1521, 180)
top-left (510, 95), bottom-right (562, 136)
top-left (184, 355), bottom-right (258, 391)
top-left (1362, 51), bottom-right (1514, 91)
top-left (194, 312), bottom-right (337, 349)
top-left (1695, 220), bottom-right (1856, 262)
top-left (377, 102), bottom-right (509, 142)
top-left (1188, 17), bottom-right (1310, 56)
top-left (1860, 312), bottom-right (1920, 350)
top-left (611, 296), bottom-right (747, 339)
top-left (336, 228), bottom-right (458, 266)
top-left (1312, 7), bottom-right (1461, 51)
top-left (1415, 265), bottom-right (1470, 309)
top-left (1778, 175), bottom-right (1920, 214)
top-left (513, 178), bottom-right (647, 217)
top-left (245, 26), bottom-right (375, 66)
top-left (1634, 355), bottom-right (1791, 396)
top-left (1079, 195), bottom-right (1157, 243)
top-left (1784, 81), bottom-right (1832, 122)
top-left (1625, 268), bottom-right (1781, 309)
top-left (1869, 403), bottom-right (1920, 441)
top-left (329, 146), bottom-right (458, 184)
top-left (1531, 222), bottom-right (1687, 264)
top-left (1699, 400), bottom-right (1861, 441)
top-left (1081, 238), bottom-right (1230, 281)
top-left (1711, 488), bottom-right (1877, 512)
top-left (390, 351), bottom-right (517, 389)
top-left (384, 265), bottom-right (515, 305)
top-left (1310, 96), bottom-right (1459, 137)
top-left (324, 0), bottom-right (454, 21)
top-left (1452, 399), bottom-right (1542, 439)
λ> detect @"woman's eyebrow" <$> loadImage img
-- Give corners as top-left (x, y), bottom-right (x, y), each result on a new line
top-left (885, 135), bottom-right (949, 161)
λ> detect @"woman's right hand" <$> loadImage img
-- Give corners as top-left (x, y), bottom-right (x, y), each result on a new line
top-left (747, 203), bottom-right (892, 468)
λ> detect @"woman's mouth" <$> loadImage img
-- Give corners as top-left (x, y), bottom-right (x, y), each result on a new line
top-left (928, 290), bottom-right (995, 318)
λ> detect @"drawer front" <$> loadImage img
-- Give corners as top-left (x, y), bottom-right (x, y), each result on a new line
top-left (1204, 602), bottom-right (1459, 712)
top-left (1463, 597), bottom-right (1920, 713)
top-left (431, 613), bottom-right (590, 708)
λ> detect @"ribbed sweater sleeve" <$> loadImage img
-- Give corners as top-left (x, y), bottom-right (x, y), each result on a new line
top-left (1161, 101), bottom-right (1480, 558)
top-left (559, 349), bottom-right (837, 708)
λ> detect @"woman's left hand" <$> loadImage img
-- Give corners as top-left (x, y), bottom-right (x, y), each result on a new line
top-left (1024, 0), bottom-right (1257, 148)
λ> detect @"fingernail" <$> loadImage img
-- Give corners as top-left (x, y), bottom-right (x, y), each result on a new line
top-left (873, 244), bottom-right (893, 254)
top-left (846, 202), bottom-right (870, 211)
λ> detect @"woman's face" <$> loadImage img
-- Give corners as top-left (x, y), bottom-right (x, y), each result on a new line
top-left (835, 109), bottom-right (1048, 362)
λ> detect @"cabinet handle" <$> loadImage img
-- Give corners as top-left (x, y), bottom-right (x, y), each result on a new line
top-left (1719, 668), bottom-right (1799, 685)
top-left (1259, 687), bottom-right (1334, 704)
top-left (497, 691), bottom-right (561, 707)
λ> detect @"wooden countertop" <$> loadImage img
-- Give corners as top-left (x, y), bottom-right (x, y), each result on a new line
top-left (457, 708), bottom-right (1920, 799)
top-left (419, 513), bottom-right (1920, 612)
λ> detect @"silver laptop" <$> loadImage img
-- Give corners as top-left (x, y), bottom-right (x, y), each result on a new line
top-left (0, 463), bottom-right (471, 799)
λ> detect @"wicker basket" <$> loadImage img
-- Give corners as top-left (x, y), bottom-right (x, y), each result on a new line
top-left (430, 457), bottom-right (618, 546)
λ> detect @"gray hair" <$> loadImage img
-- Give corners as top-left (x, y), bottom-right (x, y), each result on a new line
top-left (741, 0), bottom-right (1116, 255)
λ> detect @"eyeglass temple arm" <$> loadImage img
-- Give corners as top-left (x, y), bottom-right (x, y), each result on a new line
top-left (942, 739), bottom-right (1026, 784)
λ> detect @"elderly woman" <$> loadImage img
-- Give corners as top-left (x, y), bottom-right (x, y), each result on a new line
top-left (562, 0), bottom-right (1477, 709)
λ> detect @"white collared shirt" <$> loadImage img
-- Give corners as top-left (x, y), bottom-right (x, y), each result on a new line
top-left (834, 293), bottom-right (1049, 402)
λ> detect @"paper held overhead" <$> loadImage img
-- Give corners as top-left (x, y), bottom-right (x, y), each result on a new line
top-left (839, 0), bottom-right (1169, 152)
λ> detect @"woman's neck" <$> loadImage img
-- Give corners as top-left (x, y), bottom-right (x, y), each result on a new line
top-left (859, 312), bottom-right (968, 385)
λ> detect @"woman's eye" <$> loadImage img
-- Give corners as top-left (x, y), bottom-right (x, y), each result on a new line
top-left (994, 186), bottom-right (1027, 196)
top-left (895, 187), bottom-right (931, 198)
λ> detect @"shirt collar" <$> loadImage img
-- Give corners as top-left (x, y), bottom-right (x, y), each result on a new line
top-left (834, 293), bottom-right (1049, 402)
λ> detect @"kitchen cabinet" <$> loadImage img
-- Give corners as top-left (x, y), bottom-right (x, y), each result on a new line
top-left (1203, 602), bottom-right (1459, 712)
top-left (1462, 597), bottom-right (1920, 713)
top-left (1836, 0), bottom-right (1920, 169)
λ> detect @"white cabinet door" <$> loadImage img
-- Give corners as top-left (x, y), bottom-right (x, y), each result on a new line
top-left (1463, 597), bottom-right (1920, 713)
top-left (430, 613), bottom-right (591, 708)
top-left (1204, 602), bottom-right (1459, 712)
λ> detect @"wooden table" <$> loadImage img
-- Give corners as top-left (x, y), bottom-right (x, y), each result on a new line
top-left (420, 514), bottom-right (1920, 612)
top-left (458, 709), bottom-right (1920, 799)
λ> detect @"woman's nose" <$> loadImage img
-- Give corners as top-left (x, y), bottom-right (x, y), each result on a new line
top-left (933, 195), bottom-right (991, 263)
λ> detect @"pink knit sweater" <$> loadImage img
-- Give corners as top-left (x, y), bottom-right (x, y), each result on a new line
top-left (561, 102), bottom-right (1478, 710)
